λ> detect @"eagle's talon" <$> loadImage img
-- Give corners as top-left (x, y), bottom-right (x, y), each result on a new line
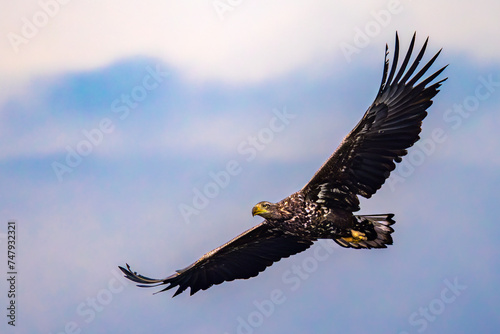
top-left (342, 230), bottom-right (367, 243)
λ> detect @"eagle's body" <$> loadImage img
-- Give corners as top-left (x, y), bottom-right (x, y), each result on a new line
top-left (253, 193), bottom-right (389, 245)
top-left (255, 193), bottom-right (351, 238)
top-left (120, 33), bottom-right (447, 297)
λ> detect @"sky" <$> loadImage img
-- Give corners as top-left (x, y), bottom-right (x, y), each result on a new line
top-left (1, 1), bottom-right (500, 333)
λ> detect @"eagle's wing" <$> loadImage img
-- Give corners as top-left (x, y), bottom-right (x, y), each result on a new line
top-left (301, 33), bottom-right (447, 212)
top-left (119, 223), bottom-right (314, 297)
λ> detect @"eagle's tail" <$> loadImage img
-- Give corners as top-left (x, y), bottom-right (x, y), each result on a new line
top-left (334, 214), bottom-right (395, 249)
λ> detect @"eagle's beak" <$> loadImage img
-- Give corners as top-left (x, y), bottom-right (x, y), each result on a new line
top-left (252, 204), bottom-right (267, 217)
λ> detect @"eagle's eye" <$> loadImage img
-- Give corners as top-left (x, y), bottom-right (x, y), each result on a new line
top-left (263, 203), bottom-right (270, 209)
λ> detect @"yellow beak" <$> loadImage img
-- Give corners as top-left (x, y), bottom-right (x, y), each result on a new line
top-left (252, 204), bottom-right (268, 217)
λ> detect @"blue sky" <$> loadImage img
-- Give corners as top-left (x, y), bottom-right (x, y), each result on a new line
top-left (1, 1), bottom-right (500, 333)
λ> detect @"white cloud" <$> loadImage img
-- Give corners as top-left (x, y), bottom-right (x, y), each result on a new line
top-left (1, 1), bottom-right (499, 84)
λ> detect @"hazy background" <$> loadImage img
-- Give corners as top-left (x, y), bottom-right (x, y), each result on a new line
top-left (1, 1), bottom-right (499, 333)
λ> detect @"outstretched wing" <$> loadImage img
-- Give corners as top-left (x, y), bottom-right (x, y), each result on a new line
top-left (302, 32), bottom-right (447, 212)
top-left (119, 223), bottom-right (314, 297)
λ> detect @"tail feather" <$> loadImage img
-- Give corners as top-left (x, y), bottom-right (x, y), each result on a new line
top-left (334, 214), bottom-right (395, 249)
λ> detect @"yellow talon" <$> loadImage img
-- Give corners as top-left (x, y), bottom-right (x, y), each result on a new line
top-left (342, 230), bottom-right (367, 243)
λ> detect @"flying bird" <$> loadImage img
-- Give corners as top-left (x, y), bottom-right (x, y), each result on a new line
top-left (119, 32), bottom-right (447, 297)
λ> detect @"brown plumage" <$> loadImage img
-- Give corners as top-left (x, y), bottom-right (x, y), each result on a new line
top-left (119, 32), bottom-right (447, 297)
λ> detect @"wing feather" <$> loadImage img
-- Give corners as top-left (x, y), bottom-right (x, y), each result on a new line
top-left (119, 223), bottom-right (314, 297)
top-left (302, 32), bottom-right (447, 211)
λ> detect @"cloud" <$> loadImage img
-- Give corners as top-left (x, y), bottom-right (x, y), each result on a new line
top-left (0, 53), bottom-right (358, 163)
top-left (1, 1), bottom-right (499, 84)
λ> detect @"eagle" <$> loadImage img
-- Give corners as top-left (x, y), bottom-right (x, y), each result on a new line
top-left (119, 32), bottom-right (447, 297)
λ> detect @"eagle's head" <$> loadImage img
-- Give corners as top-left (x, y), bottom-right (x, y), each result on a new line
top-left (252, 201), bottom-right (291, 220)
